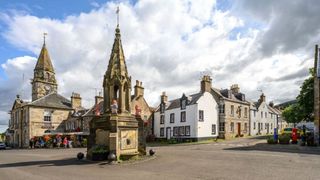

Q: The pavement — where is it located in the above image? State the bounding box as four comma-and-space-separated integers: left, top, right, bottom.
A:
0, 137, 320, 180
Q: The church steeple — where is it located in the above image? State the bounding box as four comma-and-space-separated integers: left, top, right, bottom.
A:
103, 25, 131, 114
31, 34, 57, 101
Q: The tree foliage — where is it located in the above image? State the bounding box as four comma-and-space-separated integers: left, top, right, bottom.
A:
283, 68, 314, 124
282, 104, 303, 126
296, 68, 314, 122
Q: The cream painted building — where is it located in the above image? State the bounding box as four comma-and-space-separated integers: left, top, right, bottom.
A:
212, 84, 250, 139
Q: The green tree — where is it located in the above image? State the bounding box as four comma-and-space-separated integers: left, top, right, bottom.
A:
296, 68, 314, 122
282, 104, 303, 127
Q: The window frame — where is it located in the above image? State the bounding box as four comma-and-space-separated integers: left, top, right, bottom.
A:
160, 127, 164, 137
185, 126, 190, 136
43, 110, 52, 122
212, 124, 216, 135
231, 105, 234, 116
160, 114, 165, 124
219, 122, 225, 132
230, 122, 234, 132
170, 113, 175, 123
173, 127, 179, 136
199, 110, 204, 121
180, 111, 186, 122
179, 126, 185, 136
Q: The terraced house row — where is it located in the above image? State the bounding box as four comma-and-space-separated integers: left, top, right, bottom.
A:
153, 76, 287, 140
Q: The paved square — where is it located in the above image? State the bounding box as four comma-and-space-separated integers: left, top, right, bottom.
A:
0, 137, 319, 180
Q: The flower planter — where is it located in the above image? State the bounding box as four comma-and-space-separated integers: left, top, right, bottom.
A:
278, 135, 290, 145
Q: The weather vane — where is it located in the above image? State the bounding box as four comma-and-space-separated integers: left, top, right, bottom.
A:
116, 6, 120, 27
43, 32, 48, 45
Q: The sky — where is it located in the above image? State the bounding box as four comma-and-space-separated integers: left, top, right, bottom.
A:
0, 0, 318, 133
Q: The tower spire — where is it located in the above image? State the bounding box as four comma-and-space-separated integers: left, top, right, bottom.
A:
31, 34, 57, 101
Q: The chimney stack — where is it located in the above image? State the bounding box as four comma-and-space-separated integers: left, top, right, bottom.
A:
230, 84, 240, 94
269, 101, 274, 107
201, 75, 212, 93
95, 91, 103, 105
161, 92, 168, 103
71, 92, 82, 109
259, 93, 266, 103
134, 80, 144, 97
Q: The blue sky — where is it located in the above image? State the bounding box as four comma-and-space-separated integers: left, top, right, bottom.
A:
0, 0, 111, 79
0, 0, 317, 133
0, 0, 232, 80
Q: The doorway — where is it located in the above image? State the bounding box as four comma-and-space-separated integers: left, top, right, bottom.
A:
237, 123, 241, 136
166, 127, 171, 140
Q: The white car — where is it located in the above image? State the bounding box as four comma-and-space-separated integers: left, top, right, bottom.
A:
0, 142, 6, 150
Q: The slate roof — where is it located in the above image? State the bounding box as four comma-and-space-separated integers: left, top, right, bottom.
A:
83, 101, 104, 117
28, 93, 72, 109
211, 88, 249, 104
158, 92, 203, 111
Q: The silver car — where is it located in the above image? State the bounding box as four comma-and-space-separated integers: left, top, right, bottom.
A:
0, 142, 6, 150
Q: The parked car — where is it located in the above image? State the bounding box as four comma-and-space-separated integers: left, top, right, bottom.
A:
0, 142, 6, 150
281, 128, 293, 136
281, 128, 302, 138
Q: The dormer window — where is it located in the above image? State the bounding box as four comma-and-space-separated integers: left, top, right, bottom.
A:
242, 94, 245, 101
160, 103, 165, 113
181, 99, 186, 109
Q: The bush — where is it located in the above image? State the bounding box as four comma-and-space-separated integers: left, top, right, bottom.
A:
92, 145, 108, 154
81, 138, 87, 147
168, 139, 177, 144
267, 137, 277, 144
278, 135, 290, 144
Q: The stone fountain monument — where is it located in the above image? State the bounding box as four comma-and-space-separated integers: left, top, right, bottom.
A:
87, 22, 145, 161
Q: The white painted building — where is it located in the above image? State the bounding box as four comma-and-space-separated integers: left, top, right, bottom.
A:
249, 93, 278, 136
153, 76, 219, 141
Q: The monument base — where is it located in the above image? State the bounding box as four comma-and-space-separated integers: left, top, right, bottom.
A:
87, 113, 146, 161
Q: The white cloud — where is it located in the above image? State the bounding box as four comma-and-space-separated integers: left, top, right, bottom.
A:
0, 0, 315, 130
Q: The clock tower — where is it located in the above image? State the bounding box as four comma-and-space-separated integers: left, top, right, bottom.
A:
31, 35, 57, 101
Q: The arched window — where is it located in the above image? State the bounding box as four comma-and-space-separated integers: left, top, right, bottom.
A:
114, 85, 119, 100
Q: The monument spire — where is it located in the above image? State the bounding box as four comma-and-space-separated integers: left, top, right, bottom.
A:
116, 6, 120, 27
103, 8, 131, 114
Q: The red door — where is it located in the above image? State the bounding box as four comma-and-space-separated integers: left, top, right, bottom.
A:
237, 123, 241, 136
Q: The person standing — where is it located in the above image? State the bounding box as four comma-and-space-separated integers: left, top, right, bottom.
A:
56, 136, 60, 148
63, 137, 68, 148
29, 138, 34, 149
